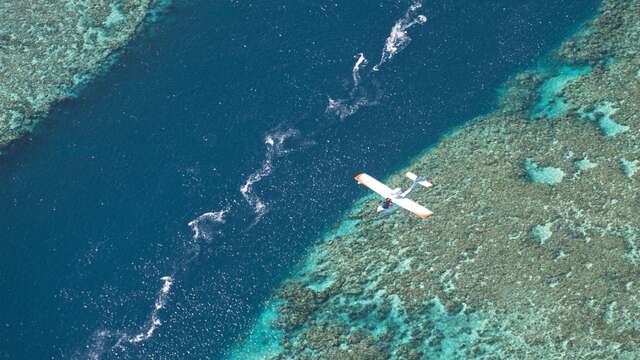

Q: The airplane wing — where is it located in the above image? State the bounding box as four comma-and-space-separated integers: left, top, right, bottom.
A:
392, 197, 433, 219
355, 173, 433, 218
354, 173, 394, 198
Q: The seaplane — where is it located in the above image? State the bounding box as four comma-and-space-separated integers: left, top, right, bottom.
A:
355, 171, 433, 218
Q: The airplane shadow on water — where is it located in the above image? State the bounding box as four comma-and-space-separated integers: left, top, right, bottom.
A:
0, 0, 600, 358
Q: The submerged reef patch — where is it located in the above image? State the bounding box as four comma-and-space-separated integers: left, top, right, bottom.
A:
529, 65, 592, 120
581, 102, 630, 136
232, 0, 640, 359
530, 223, 553, 246
621, 158, 638, 178
522, 159, 565, 185
574, 157, 598, 172
0, 0, 168, 150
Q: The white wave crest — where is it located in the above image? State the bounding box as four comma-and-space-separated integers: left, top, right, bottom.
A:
327, 2, 427, 119
326, 96, 374, 120
77, 276, 176, 359
352, 52, 368, 87
77, 205, 229, 359
326, 53, 379, 120
188, 209, 227, 240
373, 0, 427, 71
129, 276, 174, 344
77, 210, 228, 358
77, 330, 125, 360
240, 129, 298, 221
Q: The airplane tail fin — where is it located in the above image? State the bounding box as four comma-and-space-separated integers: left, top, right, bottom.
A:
405, 171, 433, 189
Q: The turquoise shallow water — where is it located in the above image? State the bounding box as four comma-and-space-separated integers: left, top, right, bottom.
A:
530, 65, 593, 119
0, 0, 599, 358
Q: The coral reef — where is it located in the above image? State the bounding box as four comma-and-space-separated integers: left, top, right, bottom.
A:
233, 0, 640, 358
0, 0, 168, 149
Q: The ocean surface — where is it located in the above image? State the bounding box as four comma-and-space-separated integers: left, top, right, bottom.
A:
0, 0, 599, 358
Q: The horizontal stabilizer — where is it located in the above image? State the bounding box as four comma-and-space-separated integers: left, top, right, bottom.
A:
405, 171, 433, 189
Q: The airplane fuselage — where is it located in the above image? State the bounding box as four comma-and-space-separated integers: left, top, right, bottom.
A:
376, 203, 398, 215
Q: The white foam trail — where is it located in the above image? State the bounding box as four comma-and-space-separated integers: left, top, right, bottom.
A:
188, 209, 228, 241
129, 276, 174, 344
327, 0, 428, 119
80, 330, 125, 360
77, 277, 175, 359
240, 129, 298, 221
352, 52, 368, 87
327, 53, 378, 120
373, 0, 427, 71
326, 96, 373, 120
78, 210, 228, 358
77, 207, 229, 359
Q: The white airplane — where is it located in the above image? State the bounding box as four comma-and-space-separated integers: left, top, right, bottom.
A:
355, 171, 433, 218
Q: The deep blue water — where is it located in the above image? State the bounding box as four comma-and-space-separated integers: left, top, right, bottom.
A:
0, 0, 598, 358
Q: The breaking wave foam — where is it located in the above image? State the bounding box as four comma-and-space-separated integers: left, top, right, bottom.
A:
352, 52, 367, 87
327, 2, 427, 120
373, 1, 427, 71
326, 53, 380, 120
81, 330, 124, 360
77, 209, 228, 359
326, 95, 376, 120
77, 276, 175, 359
240, 129, 298, 222
188, 209, 228, 241
129, 275, 174, 344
